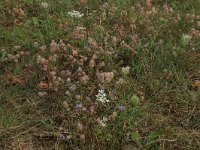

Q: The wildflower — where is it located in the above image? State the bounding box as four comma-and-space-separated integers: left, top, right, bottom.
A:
50, 40, 58, 52
97, 73, 104, 82
66, 78, 71, 83
69, 84, 77, 92
60, 134, 66, 140
79, 134, 85, 142
24, 51, 29, 55
79, 75, 90, 85
83, 56, 88, 61
197, 21, 200, 27
59, 39, 65, 48
88, 37, 98, 48
105, 72, 114, 82
77, 123, 83, 131
2, 58, 8, 62
41, 2, 49, 9
96, 89, 110, 103
82, 107, 87, 111
90, 106, 95, 114
40, 58, 48, 65
33, 42, 39, 48
109, 111, 117, 120
72, 58, 77, 64
50, 71, 56, 77
7, 54, 14, 60
122, 66, 130, 76
75, 95, 81, 100
65, 91, 71, 96
97, 72, 114, 83
60, 70, 66, 76
172, 51, 177, 58
86, 97, 91, 101
112, 36, 117, 45
13, 59, 18, 63
14, 54, 20, 59
39, 45, 46, 51
89, 59, 95, 68
78, 58, 84, 65
91, 54, 98, 60
66, 70, 72, 77
190, 28, 200, 37
99, 117, 108, 127
80, 0, 87, 5
67, 135, 72, 140
63, 101, 69, 109
98, 61, 105, 68
163, 4, 170, 14
103, 2, 109, 9
14, 45, 21, 50
112, 112, 117, 117
19, 51, 25, 56
181, 34, 192, 46
38, 91, 47, 97
146, 0, 151, 10
13, 8, 24, 17
76, 26, 86, 30
118, 105, 124, 110
75, 104, 83, 109
68, 10, 83, 18
116, 78, 125, 85
152, 7, 157, 14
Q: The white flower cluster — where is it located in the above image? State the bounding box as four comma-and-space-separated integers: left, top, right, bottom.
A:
41, 2, 49, 9
96, 90, 110, 103
68, 10, 84, 18
99, 117, 108, 127
181, 34, 192, 46
121, 66, 130, 76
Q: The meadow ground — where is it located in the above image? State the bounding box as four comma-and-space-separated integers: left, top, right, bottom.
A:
0, 0, 200, 149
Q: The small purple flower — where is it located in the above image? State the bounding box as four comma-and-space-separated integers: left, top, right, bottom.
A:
75, 104, 83, 109
118, 105, 124, 110
60, 134, 66, 140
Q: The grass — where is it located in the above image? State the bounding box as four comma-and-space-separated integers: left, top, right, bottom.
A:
0, 0, 200, 149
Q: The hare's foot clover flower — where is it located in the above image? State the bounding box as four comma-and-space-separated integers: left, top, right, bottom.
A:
97, 72, 114, 83
116, 78, 125, 85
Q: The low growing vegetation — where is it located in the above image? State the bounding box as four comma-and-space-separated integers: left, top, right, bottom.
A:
0, 0, 200, 149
